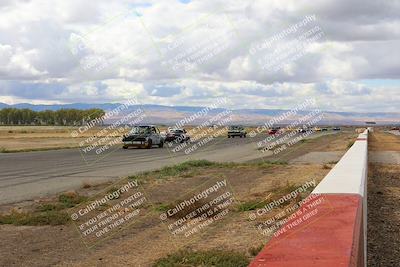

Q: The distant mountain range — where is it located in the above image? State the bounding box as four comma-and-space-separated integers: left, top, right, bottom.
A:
0, 102, 399, 125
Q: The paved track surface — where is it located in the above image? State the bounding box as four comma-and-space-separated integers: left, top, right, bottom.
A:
0, 132, 334, 204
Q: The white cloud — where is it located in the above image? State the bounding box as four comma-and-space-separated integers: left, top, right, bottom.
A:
0, 0, 399, 112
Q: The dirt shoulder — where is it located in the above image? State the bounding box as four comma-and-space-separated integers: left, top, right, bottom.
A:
369, 131, 400, 151
367, 131, 400, 267
368, 164, 400, 267
260, 131, 357, 163
0, 161, 330, 267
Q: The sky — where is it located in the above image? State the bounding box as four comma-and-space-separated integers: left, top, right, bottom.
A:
0, 0, 399, 112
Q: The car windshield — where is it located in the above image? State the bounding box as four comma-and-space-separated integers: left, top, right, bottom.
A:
229, 126, 241, 130
130, 126, 151, 135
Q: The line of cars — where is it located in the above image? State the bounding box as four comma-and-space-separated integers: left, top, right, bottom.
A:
122, 125, 246, 149
267, 126, 341, 135
121, 125, 342, 149
122, 125, 190, 149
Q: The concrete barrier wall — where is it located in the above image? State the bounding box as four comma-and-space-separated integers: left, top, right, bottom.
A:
250, 129, 369, 267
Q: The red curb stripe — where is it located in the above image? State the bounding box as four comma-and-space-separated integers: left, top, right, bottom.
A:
249, 194, 364, 267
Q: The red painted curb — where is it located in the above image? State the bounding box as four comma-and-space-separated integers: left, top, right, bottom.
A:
249, 194, 364, 267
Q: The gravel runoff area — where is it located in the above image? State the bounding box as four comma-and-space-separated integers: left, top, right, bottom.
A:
367, 131, 400, 267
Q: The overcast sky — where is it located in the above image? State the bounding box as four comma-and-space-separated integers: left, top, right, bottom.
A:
0, 0, 399, 112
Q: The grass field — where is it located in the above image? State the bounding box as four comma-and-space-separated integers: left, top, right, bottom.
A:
0, 125, 231, 152
0, 159, 332, 266
0, 125, 360, 153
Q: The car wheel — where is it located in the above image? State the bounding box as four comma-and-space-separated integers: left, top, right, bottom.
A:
123, 145, 128, 149
146, 139, 152, 149
158, 140, 164, 148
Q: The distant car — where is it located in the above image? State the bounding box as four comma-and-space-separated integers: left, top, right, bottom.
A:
268, 126, 281, 135
268, 129, 277, 135
122, 125, 164, 149
314, 127, 322, 132
391, 127, 400, 131
228, 126, 247, 138
297, 127, 308, 133
333, 127, 341, 131
165, 128, 190, 143
321, 128, 328, 131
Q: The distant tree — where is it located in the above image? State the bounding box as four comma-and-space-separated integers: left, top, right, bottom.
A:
0, 108, 105, 126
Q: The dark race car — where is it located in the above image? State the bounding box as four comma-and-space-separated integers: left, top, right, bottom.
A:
165, 129, 190, 143
227, 126, 247, 138
268, 127, 281, 135
122, 125, 164, 149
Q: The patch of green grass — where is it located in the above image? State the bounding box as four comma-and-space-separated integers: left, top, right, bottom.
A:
275, 181, 300, 195
0, 192, 89, 226
153, 249, 249, 267
151, 160, 222, 179
322, 164, 332, 169
248, 244, 265, 256
0, 210, 70, 226
58, 193, 87, 208
153, 204, 172, 212
347, 140, 355, 148
128, 160, 287, 181
237, 200, 267, 211
0, 146, 80, 153
253, 160, 288, 166
237, 181, 315, 212
37, 203, 62, 212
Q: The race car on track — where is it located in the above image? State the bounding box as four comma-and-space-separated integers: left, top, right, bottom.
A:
165, 128, 190, 143
122, 125, 164, 149
268, 127, 281, 135
227, 126, 247, 138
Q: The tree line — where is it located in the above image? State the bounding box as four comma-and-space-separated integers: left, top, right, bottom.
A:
0, 108, 105, 126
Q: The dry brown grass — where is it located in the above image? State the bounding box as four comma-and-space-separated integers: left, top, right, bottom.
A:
0, 126, 126, 152
0, 125, 238, 152
323, 132, 358, 151
369, 132, 400, 151
0, 161, 329, 267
